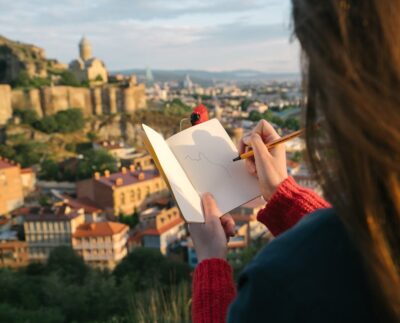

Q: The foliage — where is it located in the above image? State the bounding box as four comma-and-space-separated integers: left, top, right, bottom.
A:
40, 149, 117, 181
131, 282, 191, 323
120, 212, 139, 229
163, 99, 192, 116
0, 246, 192, 323
86, 131, 98, 142
113, 248, 191, 291
248, 110, 300, 130
33, 108, 85, 134
11, 71, 51, 89
0, 142, 46, 167
76, 149, 117, 180
13, 108, 39, 125
59, 70, 80, 87
46, 246, 88, 283
240, 99, 254, 112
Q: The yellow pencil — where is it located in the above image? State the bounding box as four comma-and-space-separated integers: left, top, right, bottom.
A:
232, 129, 304, 162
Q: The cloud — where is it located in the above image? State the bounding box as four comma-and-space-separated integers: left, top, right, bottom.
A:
0, 0, 299, 72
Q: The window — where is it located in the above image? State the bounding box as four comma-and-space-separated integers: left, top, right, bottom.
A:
137, 188, 142, 200
130, 190, 135, 202
121, 192, 126, 205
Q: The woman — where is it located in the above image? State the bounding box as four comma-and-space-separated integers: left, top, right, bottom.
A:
189, 0, 400, 322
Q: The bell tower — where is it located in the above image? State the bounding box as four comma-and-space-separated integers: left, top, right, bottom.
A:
79, 36, 92, 61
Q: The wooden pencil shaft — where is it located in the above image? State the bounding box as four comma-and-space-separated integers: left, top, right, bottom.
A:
235, 129, 304, 161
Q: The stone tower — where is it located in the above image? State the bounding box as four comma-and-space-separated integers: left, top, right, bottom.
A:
79, 36, 92, 61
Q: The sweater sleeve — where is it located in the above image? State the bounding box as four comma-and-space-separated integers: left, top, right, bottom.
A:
257, 176, 331, 236
192, 258, 236, 323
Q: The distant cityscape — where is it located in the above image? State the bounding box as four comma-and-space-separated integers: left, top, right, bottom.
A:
0, 34, 317, 272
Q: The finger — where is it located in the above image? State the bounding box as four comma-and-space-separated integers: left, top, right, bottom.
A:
253, 120, 285, 159
221, 214, 235, 237
250, 132, 273, 161
245, 159, 257, 176
201, 193, 222, 219
239, 134, 252, 154
253, 119, 280, 142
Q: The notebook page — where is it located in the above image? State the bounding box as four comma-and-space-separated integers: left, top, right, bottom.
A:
166, 119, 260, 216
142, 124, 204, 223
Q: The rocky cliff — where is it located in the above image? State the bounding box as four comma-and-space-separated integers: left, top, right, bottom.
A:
0, 35, 64, 83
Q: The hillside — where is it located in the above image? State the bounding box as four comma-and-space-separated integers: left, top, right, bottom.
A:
0, 35, 65, 83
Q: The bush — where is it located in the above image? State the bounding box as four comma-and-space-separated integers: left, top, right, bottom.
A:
114, 248, 191, 290
163, 99, 192, 116
13, 109, 39, 125
59, 70, 80, 87
33, 109, 85, 134
12, 71, 51, 89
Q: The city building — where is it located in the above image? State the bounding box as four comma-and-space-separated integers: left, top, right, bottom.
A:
76, 167, 168, 216
0, 240, 28, 269
20, 167, 36, 197
69, 36, 108, 84
72, 222, 129, 270
129, 207, 186, 255
23, 206, 85, 262
0, 158, 24, 215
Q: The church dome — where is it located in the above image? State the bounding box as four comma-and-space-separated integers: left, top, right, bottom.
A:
79, 36, 90, 47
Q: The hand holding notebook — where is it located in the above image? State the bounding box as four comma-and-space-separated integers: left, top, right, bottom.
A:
141, 119, 260, 223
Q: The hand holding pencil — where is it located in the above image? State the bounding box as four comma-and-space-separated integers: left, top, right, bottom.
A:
238, 119, 295, 201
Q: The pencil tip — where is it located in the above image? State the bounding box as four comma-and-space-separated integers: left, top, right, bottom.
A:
232, 156, 241, 162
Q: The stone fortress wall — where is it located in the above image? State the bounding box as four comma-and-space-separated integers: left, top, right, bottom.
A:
0, 83, 146, 124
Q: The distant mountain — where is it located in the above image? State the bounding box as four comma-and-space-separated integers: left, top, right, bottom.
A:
111, 68, 300, 85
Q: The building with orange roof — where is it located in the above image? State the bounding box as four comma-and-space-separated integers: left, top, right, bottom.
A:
0, 157, 24, 215
23, 206, 85, 262
76, 167, 168, 215
128, 207, 186, 255
72, 221, 129, 270
0, 240, 28, 269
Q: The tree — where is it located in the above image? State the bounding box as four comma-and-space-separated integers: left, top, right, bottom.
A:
39, 159, 60, 180
46, 246, 88, 283
284, 117, 300, 131
241, 99, 253, 112
59, 70, 80, 87
34, 116, 58, 133
76, 149, 117, 180
249, 110, 262, 122
113, 248, 190, 290
0, 145, 16, 160
13, 109, 39, 125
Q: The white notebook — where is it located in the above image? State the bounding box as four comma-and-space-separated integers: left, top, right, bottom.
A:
141, 119, 260, 223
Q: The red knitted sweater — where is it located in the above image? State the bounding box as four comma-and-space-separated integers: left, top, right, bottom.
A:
191, 176, 331, 323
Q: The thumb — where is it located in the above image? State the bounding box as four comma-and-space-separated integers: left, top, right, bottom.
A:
202, 193, 222, 220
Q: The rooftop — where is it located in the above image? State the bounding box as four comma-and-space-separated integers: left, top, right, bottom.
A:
23, 206, 84, 222
97, 169, 160, 188
73, 222, 128, 238
0, 158, 18, 170
135, 216, 184, 237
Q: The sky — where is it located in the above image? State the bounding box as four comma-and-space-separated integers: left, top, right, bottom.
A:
0, 0, 300, 73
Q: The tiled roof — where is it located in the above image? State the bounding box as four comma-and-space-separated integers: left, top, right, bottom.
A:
73, 222, 128, 238
0, 159, 17, 170
20, 168, 34, 174
23, 206, 83, 222
140, 217, 185, 236
97, 169, 160, 188
61, 195, 103, 213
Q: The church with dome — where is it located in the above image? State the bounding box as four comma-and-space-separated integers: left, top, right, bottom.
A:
69, 37, 108, 84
